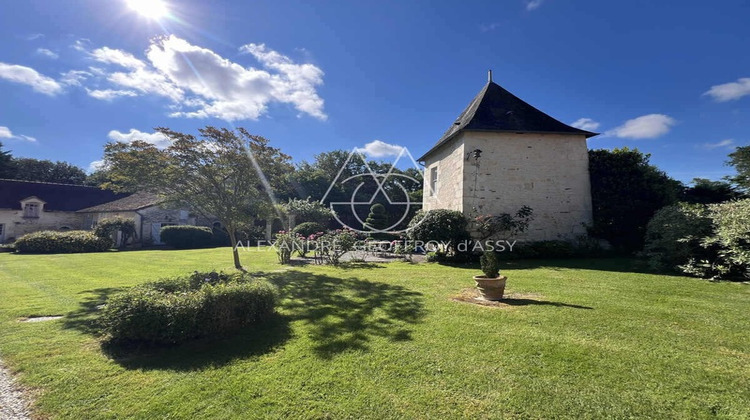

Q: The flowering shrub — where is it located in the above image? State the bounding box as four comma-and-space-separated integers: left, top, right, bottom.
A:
314, 229, 359, 265
274, 231, 302, 264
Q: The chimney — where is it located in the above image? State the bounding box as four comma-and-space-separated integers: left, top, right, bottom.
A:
488, 69, 493, 83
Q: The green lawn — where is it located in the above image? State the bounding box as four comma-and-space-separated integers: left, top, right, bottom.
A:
0, 248, 748, 419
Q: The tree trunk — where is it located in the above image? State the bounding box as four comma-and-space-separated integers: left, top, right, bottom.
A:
227, 228, 244, 271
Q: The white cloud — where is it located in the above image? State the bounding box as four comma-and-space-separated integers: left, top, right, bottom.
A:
605, 114, 675, 139
71, 39, 90, 52
355, 140, 406, 158
90, 47, 145, 70
108, 128, 171, 148
6, 36, 327, 122
0, 62, 63, 95
703, 139, 735, 150
525, 0, 543, 10
571, 118, 600, 131
0, 126, 36, 142
87, 160, 105, 173
86, 88, 138, 101
36, 48, 58, 59
26, 33, 44, 41
703, 78, 750, 102
239, 42, 326, 120
67, 36, 326, 121
60, 70, 93, 86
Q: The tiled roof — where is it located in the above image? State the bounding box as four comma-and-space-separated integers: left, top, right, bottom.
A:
76, 192, 160, 213
0, 179, 128, 211
418, 79, 597, 161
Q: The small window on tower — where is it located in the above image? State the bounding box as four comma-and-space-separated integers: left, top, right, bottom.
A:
430, 167, 438, 196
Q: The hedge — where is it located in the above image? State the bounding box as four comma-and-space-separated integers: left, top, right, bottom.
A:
101, 271, 278, 344
14, 230, 112, 254
160, 225, 213, 249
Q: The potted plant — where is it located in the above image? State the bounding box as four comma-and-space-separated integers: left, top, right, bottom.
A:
474, 250, 507, 300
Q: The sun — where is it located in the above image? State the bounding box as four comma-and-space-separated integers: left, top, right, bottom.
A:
125, 0, 168, 19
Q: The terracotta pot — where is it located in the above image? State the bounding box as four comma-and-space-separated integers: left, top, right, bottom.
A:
473, 275, 507, 301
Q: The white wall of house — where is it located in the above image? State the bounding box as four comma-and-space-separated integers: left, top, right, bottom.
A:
421, 131, 592, 241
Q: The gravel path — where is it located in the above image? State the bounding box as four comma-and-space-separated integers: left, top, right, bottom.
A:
0, 360, 31, 420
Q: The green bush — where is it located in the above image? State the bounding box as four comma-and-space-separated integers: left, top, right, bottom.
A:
160, 225, 213, 249
14, 230, 112, 254
407, 209, 470, 253
101, 271, 277, 344
283, 198, 334, 225
681, 199, 750, 280
292, 222, 325, 239
642, 203, 713, 272
94, 217, 136, 247
480, 250, 500, 277
315, 229, 358, 265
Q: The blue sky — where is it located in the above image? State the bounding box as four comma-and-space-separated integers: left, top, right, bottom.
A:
0, 0, 748, 183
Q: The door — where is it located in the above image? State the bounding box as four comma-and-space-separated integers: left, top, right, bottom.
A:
0, 223, 5, 243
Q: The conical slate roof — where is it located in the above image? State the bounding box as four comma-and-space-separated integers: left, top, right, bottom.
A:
418, 77, 597, 161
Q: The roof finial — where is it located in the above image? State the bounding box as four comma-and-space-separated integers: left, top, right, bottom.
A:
488, 69, 493, 83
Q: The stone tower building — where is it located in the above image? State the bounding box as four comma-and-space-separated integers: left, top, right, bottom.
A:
418, 72, 598, 241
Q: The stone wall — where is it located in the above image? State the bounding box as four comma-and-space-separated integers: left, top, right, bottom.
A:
422, 137, 464, 212
462, 131, 592, 241
0, 209, 85, 243
420, 131, 592, 242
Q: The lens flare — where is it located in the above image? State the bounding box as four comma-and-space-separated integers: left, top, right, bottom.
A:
125, 0, 168, 19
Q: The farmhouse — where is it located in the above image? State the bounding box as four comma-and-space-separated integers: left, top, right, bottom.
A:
419, 72, 598, 241
0, 179, 214, 245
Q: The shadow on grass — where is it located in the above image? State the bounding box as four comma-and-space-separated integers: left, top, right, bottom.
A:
500, 257, 656, 275
62, 287, 127, 335
262, 270, 425, 359
62, 269, 426, 369
101, 314, 292, 371
430, 257, 657, 276
500, 298, 593, 310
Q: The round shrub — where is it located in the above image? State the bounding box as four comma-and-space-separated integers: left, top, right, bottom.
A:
407, 209, 470, 251
292, 222, 325, 238
14, 230, 112, 254
101, 271, 278, 344
160, 225, 213, 249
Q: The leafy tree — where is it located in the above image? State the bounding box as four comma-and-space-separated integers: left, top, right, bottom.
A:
11, 158, 87, 184
726, 145, 750, 193
84, 168, 114, 187
642, 203, 714, 272
0, 142, 14, 179
684, 178, 742, 204
588, 147, 683, 252
290, 150, 423, 230
282, 197, 334, 225
103, 126, 293, 270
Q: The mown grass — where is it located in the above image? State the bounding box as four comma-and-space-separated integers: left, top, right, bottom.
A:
0, 248, 748, 419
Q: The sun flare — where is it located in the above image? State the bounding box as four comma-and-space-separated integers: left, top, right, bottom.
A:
125, 0, 168, 19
